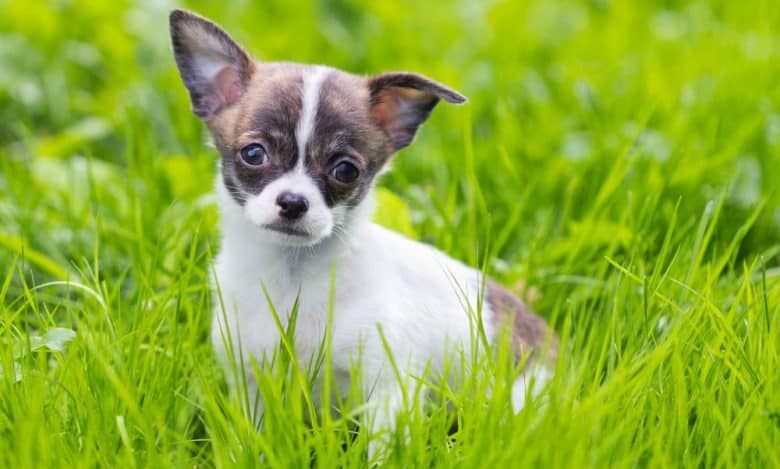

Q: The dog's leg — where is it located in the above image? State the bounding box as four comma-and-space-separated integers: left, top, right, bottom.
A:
365, 381, 404, 462
511, 365, 553, 412
364, 371, 426, 463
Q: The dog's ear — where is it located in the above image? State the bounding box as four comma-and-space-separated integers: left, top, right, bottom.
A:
367, 72, 466, 151
169, 9, 255, 119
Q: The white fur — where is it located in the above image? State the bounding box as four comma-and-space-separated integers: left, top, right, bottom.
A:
213, 178, 494, 430
212, 177, 552, 456
192, 54, 228, 81
295, 66, 331, 173
243, 171, 337, 245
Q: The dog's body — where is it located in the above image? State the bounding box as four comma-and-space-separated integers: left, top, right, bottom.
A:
169, 8, 557, 451
215, 184, 488, 415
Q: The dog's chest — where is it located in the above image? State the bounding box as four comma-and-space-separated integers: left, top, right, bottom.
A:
212, 247, 337, 362
211, 222, 495, 380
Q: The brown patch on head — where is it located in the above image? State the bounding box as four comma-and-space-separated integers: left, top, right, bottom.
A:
208, 63, 305, 205
486, 279, 558, 368
204, 64, 396, 209
301, 70, 395, 207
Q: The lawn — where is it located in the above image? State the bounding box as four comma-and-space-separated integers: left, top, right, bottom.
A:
1, 0, 779, 467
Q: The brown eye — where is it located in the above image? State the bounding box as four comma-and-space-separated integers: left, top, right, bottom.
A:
240, 143, 269, 166
331, 161, 359, 184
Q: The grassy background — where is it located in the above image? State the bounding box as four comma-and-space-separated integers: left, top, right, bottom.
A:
1, 0, 779, 466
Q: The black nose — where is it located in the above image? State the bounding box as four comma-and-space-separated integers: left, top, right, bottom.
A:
276, 191, 309, 220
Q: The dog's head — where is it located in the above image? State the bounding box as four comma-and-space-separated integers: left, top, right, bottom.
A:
169, 9, 466, 247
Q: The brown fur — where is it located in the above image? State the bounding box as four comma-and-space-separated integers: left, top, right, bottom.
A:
305, 71, 394, 206
212, 64, 306, 204
212, 65, 395, 208
486, 279, 558, 368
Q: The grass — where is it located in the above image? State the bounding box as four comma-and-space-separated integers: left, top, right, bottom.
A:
1, 0, 779, 466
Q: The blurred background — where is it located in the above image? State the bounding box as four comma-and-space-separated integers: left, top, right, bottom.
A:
0, 0, 778, 309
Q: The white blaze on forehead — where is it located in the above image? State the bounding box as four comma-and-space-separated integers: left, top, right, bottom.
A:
295, 65, 331, 172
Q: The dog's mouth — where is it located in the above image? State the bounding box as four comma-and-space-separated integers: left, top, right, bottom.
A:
262, 223, 310, 237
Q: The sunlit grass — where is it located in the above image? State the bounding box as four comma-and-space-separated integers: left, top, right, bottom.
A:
1, 0, 779, 467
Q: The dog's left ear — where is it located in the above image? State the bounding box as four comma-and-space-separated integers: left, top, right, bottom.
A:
169, 9, 255, 119
368, 72, 467, 151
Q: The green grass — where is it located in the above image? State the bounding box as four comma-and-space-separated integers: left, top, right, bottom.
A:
1, 0, 779, 466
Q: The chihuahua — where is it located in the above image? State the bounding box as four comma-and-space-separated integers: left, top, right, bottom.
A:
169, 8, 557, 453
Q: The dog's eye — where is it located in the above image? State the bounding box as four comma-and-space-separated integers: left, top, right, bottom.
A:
331, 161, 359, 184
240, 143, 269, 166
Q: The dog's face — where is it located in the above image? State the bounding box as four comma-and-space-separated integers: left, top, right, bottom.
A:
169, 9, 465, 247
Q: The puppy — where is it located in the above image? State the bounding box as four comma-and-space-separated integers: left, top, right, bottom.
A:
169, 8, 557, 453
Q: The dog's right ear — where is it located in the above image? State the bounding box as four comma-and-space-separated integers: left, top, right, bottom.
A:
169, 9, 255, 120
